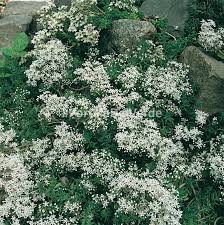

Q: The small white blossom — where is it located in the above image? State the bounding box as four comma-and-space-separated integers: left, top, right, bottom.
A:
195, 110, 209, 127
143, 62, 191, 102
74, 60, 112, 94
0, 154, 34, 221
198, 19, 224, 52
26, 40, 71, 87
117, 66, 141, 91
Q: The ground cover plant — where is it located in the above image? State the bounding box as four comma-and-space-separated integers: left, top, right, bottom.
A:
0, 0, 224, 225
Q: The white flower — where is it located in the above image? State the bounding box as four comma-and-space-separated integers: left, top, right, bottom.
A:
174, 124, 204, 149
53, 122, 83, 152
195, 110, 209, 127
107, 173, 182, 225
38, 92, 74, 120
85, 101, 110, 131
198, 19, 224, 52
74, 60, 112, 94
0, 123, 17, 148
26, 39, 71, 87
34, 0, 99, 47
117, 66, 141, 91
208, 151, 224, 183
143, 62, 191, 102
109, 0, 138, 13
0, 154, 34, 220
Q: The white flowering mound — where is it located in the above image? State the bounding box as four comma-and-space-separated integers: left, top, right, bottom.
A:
1, 1, 224, 225
26, 39, 71, 87
198, 19, 224, 53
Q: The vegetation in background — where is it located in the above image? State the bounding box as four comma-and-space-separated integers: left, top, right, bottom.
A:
154, 0, 224, 60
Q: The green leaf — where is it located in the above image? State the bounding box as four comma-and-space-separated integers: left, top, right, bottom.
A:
217, 50, 224, 60
0, 72, 13, 78
15, 51, 27, 58
0, 60, 5, 68
12, 32, 29, 52
0, 48, 14, 58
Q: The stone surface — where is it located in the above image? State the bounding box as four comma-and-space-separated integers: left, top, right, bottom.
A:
9, 0, 70, 7
0, 15, 32, 48
0, 0, 47, 56
140, 0, 189, 31
110, 19, 156, 53
10, 0, 46, 1
3, 1, 47, 16
55, 0, 71, 7
180, 46, 224, 114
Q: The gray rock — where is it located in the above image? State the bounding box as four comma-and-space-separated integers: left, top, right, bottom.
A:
0, 15, 32, 49
55, 0, 71, 7
180, 46, 224, 114
110, 19, 156, 53
140, 0, 189, 32
3, 1, 47, 16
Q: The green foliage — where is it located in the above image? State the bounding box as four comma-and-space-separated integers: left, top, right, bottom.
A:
153, 19, 193, 60
1, 32, 29, 58
0, 33, 48, 141
11, 32, 29, 53
184, 0, 224, 45
89, 0, 142, 30
188, 0, 224, 27
0, 32, 29, 78
217, 50, 224, 60
181, 180, 221, 225
134, 0, 145, 7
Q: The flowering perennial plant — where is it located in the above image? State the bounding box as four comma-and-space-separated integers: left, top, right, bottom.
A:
198, 19, 224, 59
32, 0, 99, 47
0, 0, 224, 225
109, 0, 138, 13
26, 39, 71, 87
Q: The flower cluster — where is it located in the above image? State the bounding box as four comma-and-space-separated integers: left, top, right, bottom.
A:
0, 124, 34, 224
195, 110, 209, 127
0, 153, 34, 222
74, 60, 112, 94
198, 19, 224, 52
38, 92, 76, 120
208, 136, 224, 183
26, 39, 71, 87
117, 66, 141, 91
109, 0, 138, 13
108, 174, 182, 224
70, 150, 182, 224
143, 62, 191, 102
33, 0, 99, 47
0, 123, 17, 148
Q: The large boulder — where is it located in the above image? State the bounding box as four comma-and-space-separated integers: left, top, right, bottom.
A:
3, 0, 47, 17
180, 46, 224, 114
0, 15, 32, 58
109, 19, 156, 53
0, 14, 32, 34
0, 1, 47, 58
55, 0, 71, 7
140, 0, 189, 32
